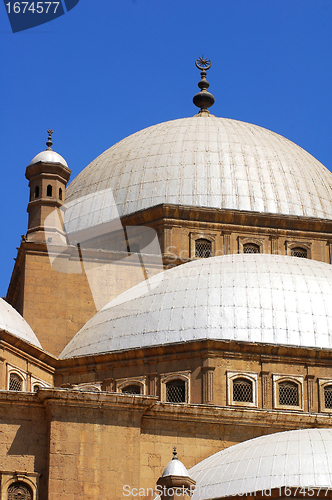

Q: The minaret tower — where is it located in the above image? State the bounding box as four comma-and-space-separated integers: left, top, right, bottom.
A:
25, 130, 71, 241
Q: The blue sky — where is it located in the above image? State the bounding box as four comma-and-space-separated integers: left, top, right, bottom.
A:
1, 0, 332, 296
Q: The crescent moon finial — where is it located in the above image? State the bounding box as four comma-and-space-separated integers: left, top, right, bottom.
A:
195, 55, 212, 71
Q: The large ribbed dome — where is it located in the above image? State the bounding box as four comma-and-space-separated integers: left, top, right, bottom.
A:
0, 299, 41, 348
59, 254, 332, 359
64, 116, 332, 234
189, 428, 332, 499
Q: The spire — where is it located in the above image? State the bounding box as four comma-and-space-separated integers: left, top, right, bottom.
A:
193, 56, 215, 115
46, 129, 53, 150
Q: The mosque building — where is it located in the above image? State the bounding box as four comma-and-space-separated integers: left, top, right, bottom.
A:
2, 57, 332, 499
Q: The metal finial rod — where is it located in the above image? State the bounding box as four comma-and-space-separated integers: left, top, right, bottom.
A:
193, 56, 215, 114
172, 447, 178, 460
46, 129, 53, 150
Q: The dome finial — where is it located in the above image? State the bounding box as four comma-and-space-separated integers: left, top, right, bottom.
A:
46, 129, 53, 150
193, 56, 215, 115
172, 447, 178, 460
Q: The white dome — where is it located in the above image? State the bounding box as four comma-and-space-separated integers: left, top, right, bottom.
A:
64, 116, 332, 235
59, 254, 332, 359
0, 299, 41, 348
162, 456, 190, 478
29, 149, 68, 168
189, 428, 332, 499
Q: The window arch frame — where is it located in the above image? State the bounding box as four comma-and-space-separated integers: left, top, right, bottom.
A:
227, 371, 258, 408
1, 472, 39, 500
116, 377, 146, 396
273, 374, 303, 410
286, 241, 311, 259
189, 232, 216, 259
160, 372, 190, 404
7, 367, 26, 392
238, 236, 264, 254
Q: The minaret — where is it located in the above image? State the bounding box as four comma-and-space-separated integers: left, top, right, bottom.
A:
156, 448, 196, 500
25, 130, 71, 241
193, 55, 215, 115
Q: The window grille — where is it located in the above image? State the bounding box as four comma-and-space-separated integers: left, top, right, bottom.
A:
166, 379, 186, 403
122, 384, 141, 395
195, 239, 212, 258
243, 243, 260, 254
324, 385, 332, 409
291, 247, 307, 258
9, 373, 23, 391
8, 482, 32, 500
278, 381, 299, 406
233, 378, 253, 403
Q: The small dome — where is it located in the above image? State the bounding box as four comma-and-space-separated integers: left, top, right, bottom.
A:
64, 116, 332, 236
189, 428, 332, 499
29, 149, 68, 168
162, 453, 190, 478
0, 299, 41, 348
59, 254, 332, 359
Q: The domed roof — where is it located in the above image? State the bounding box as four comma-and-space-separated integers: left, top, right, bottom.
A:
162, 451, 190, 478
29, 149, 68, 168
59, 254, 332, 359
64, 116, 332, 235
189, 428, 332, 499
0, 299, 42, 348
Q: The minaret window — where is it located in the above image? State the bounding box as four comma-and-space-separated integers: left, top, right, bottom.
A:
291, 247, 307, 258
278, 380, 299, 406
195, 239, 212, 258
9, 373, 23, 391
166, 379, 186, 403
59, 187, 63, 200
34, 186, 39, 198
233, 377, 253, 403
243, 243, 260, 254
324, 385, 332, 409
47, 184, 53, 197
121, 384, 141, 395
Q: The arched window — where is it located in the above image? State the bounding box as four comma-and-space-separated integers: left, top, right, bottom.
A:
166, 379, 186, 403
233, 377, 253, 403
9, 373, 23, 391
33, 384, 40, 393
46, 184, 52, 197
59, 187, 63, 200
7, 481, 32, 500
324, 385, 332, 409
291, 247, 307, 258
34, 185, 39, 198
122, 384, 141, 395
278, 380, 299, 406
195, 239, 212, 258
243, 243, 260, 254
